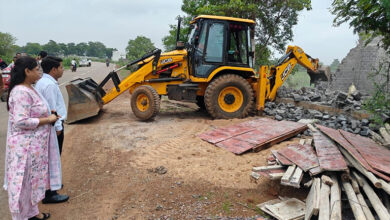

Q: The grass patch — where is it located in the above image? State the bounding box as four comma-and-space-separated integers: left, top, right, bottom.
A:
285, 71, 311, 89
221, 201, 232, 214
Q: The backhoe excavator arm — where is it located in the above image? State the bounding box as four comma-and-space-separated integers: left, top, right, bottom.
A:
256, 45, 320, 111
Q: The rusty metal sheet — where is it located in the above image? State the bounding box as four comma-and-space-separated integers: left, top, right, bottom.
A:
198, 124, 254, 144
215, 119, 307, 154
198, 117, 276, 144
272, 150, 293, 166
317, 125, 390, 181
215, 138, 256, 154
313, 131, 348, 171
340, 130, 390, 176
278, 144, 319, 172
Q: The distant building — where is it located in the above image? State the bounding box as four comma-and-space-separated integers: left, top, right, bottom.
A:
111, 50, 126, 61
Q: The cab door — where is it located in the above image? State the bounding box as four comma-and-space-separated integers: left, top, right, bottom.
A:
193, 21, 226, 78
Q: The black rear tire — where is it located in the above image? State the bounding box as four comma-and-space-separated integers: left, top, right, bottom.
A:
204, 74, 254, 119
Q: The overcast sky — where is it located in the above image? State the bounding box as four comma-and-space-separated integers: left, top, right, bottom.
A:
0, 0, 357, 65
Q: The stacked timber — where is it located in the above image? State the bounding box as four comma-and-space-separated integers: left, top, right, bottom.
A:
252, 123, 390, 220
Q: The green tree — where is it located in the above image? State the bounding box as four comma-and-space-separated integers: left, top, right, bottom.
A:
126, 36, 155, 61
58, 43, 68, 56
0, 32, 16, 62
330, 59, 340, 72
162, 0, 311, 65
23, 42, 42, 56
42, 40, 61, 56
332, 0, 390, 52
66, 42, 77, 56
75, 42, 88, 56
87, 41, 106, 58
105, 48, 115, 59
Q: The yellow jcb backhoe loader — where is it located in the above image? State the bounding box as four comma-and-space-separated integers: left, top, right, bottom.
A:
66, 15, 328, 123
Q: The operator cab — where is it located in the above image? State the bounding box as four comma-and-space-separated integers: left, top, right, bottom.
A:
187, 15, 255, 78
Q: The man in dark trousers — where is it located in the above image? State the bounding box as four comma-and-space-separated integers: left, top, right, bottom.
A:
36, 56, 69, 203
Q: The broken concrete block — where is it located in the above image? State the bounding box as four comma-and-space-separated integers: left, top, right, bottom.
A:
351, 91, 362, 101
336, 91, 348, 101
275, 115, 283, 121
292, 94, 303, 102
361, 119, 370, 126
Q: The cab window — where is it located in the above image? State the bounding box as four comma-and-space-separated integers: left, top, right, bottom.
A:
228, 24, 248, 64
205, 23, 224, 63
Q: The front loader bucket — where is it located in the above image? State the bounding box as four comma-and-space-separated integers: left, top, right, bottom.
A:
65, 78, 103, 123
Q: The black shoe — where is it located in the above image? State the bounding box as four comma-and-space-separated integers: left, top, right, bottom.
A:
42, 194, 69, 204
29, 213, 50, 220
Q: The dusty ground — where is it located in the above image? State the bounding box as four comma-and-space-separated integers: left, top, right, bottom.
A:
38, 92, 308, 219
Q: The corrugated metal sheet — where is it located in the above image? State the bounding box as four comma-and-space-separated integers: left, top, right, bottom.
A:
278, 144, 319, 172
199, 118, 307, 154
340, 130, 390, 175
313, 131, 348, 171
317, 125, 390, 181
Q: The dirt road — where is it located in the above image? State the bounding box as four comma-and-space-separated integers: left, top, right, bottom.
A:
1, 62, 306, 219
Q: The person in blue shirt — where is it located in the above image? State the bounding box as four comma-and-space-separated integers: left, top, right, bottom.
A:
35, 56, 69, 204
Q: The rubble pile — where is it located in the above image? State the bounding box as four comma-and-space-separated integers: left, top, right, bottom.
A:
263, 86, 374, 136
276, 85, 367, 110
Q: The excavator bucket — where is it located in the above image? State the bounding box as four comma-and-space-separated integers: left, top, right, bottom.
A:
65, 78, 103, 123
307, 65, 330, 85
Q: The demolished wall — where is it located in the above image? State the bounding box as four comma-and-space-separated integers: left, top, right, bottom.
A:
330, 37, 390, 94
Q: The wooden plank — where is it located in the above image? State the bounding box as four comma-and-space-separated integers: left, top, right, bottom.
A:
319, 180, 330, 220
339, 147, 382, 188
379, 179, 390, 195
385, 123, 390, 133
305, 178, 321, 220
252, 165, 284, 172
370, 130, 386, 145
330, 175, 341, 220
313, 131, 348, 171
289, 167, 303, 188
322, 175, 334, 186
356, 193, 375, 220
352, 171, 390, 220
278, 144, 319, 172
379, 127, 390, 146
255, 168, 286, 180
258, 199, 283, 219
269, 172, 285, 180
342, 179, 366, 220
281, 165, 296, 185
264, 198, 306, 220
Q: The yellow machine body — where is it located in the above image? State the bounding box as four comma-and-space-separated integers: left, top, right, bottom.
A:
66, 15, 326, 122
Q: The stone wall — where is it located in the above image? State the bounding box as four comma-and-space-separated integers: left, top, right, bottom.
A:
330, 37, 390, 94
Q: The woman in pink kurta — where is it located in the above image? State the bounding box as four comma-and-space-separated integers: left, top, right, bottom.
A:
4, 57, 59, 220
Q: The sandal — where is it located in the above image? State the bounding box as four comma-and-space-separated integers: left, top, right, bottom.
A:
28, 213, 50, 220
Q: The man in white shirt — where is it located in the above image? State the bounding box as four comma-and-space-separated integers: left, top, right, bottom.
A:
35, 56, 69, 204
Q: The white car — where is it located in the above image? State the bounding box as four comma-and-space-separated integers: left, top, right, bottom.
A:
79, 59, 91, 67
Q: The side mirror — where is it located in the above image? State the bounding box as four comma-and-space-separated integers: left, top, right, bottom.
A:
249, 51, 254, 57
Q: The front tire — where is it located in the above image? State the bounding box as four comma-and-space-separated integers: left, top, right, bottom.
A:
204, 74, 254, 119
131, 85, 160, 121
